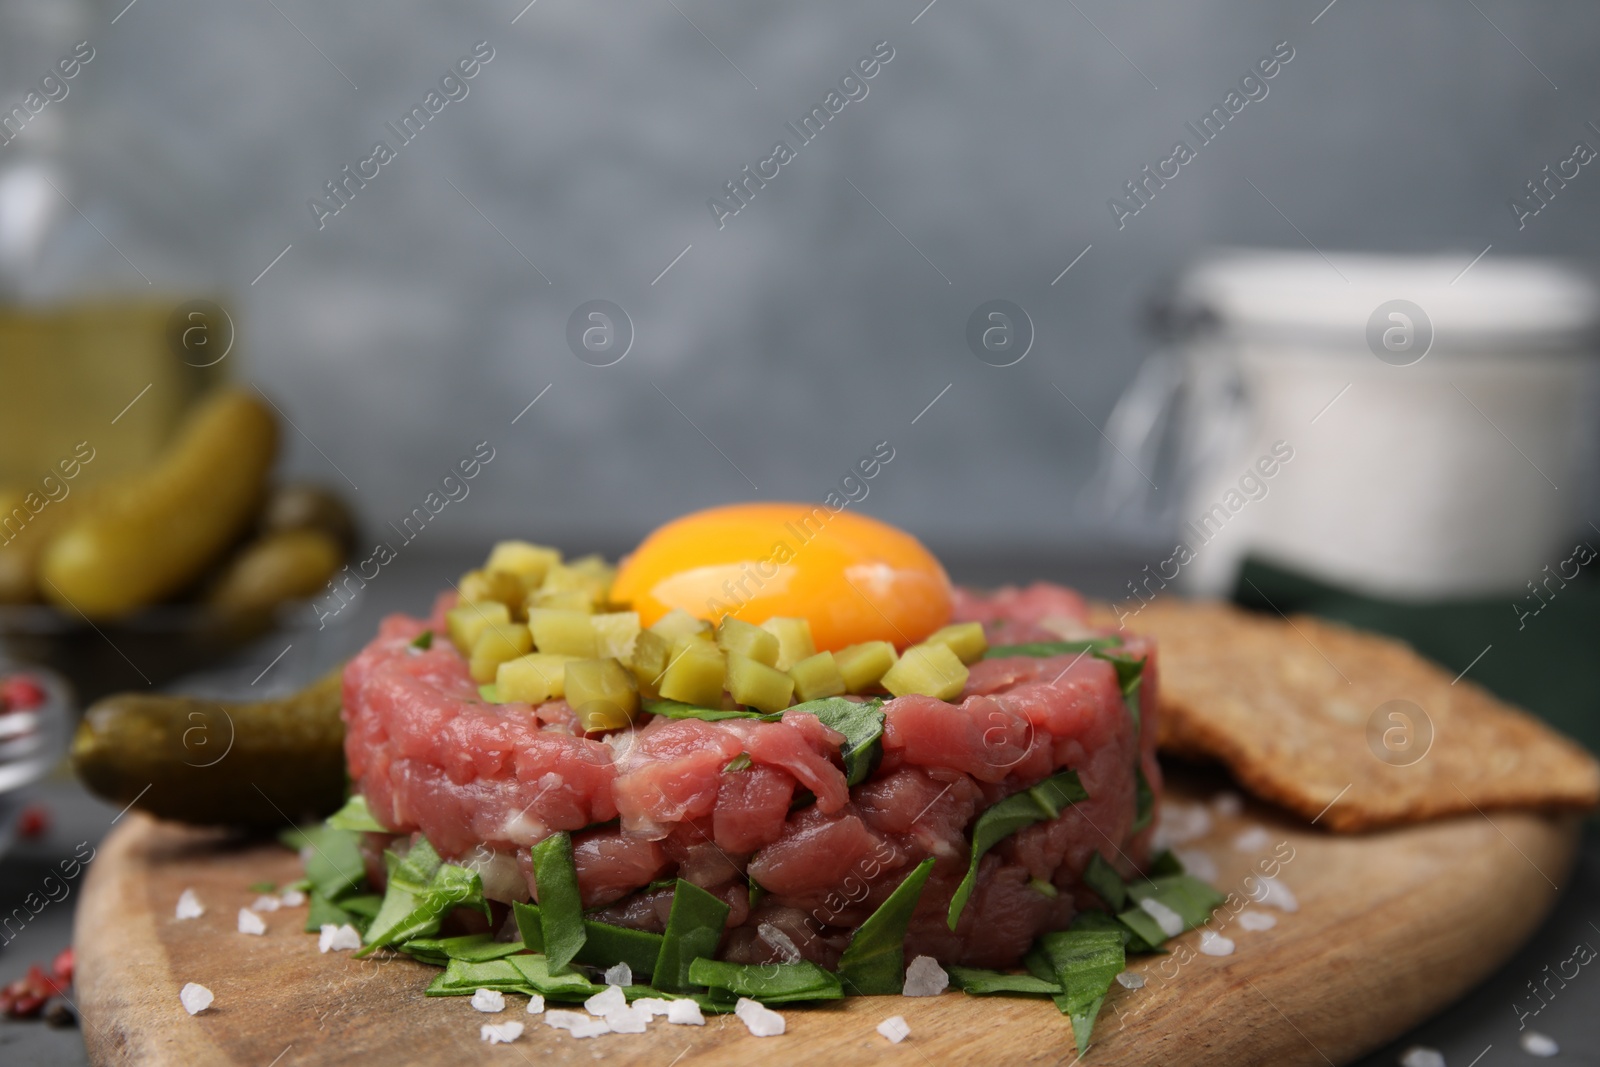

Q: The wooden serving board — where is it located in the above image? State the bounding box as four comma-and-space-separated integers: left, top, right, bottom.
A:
73, 779, 1580, 1067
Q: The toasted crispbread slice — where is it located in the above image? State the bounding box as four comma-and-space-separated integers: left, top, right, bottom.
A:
1090, 598, 1600, 832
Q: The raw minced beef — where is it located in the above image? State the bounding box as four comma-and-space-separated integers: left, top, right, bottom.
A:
341, 582, 1160, 969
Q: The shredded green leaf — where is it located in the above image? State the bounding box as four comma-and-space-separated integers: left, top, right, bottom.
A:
478, 683, 503, 703
723, 752, 752, 773
506, 953, 603, 998
1133, 767, 1156, 833
1028, 930, 1126, 1057
948, 965, 1062, 996
247, 881, 277, 895
748, 878, 766, 908
947, 769, 1089, 929
359, 840, 489, 956
1028, 877, 1059, 898
837, 858, 935, 994
326, 793, 387, 833
1092, 648, 1145, 735
530, 832, 586, 972
652, 880, 730, 993
1148, 849, 1185, 877
512, 901, 664, 976
983, 637, 1121, 659
1127, 874, 1226, 926
425, 958, 534, 997
787, 697, 885, 786
401, 933, 527, 967
686, 959, 844, 1003
1071, 909, 1162, 955
410, 629, 434, 650
284, 822, 367, 902
643, 699, 783, 722
1083, 853, 1127, 912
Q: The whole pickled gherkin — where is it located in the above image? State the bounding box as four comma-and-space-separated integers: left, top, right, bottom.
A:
71, 667, 347, 828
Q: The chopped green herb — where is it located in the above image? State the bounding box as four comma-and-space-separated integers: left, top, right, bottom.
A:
948, 769, 1089, 929
787, 697, 885, 786
748, 878, 766, 908
1147, 849, 1185, 877
339, 893, 384, 921
304, 889, 356, 933
359, 847, 489, 957
1092, 648, 1146, 735
837, 858, 935, 994
401, 933, 527, 967
948, 965, 1062, 996
1132, 767, 1156, 833
410, 629, 434, 650
1083, 853, 1127, 912
723, 752, 753, 773
686, 959, 844, 1003
652, 880, 730, 993
643, 699, 783, 722
425, 958, 534, 996
983, 637, 1121, 659
516, 901, 666, 977
1126, 874, 1226, 928
1029, 930, 1126, 1057
326, 793, 387, 833
1070, 909, 1162, 955
478, 683, 503, 703
284, 822, 367, 902
1028, 877, 1059, 898
247, 881, 277, 895
530, 832, 586, 972
506, 953, 603, 998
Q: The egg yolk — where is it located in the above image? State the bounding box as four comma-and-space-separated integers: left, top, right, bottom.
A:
610, 503, 953, 651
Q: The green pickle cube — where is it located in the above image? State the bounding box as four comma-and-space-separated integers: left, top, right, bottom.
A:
925, 621, 988, 665
565, 657, 640, 731
715, 617, 780, 666
881, 643, 968, 700
834, 641, 898, 693
788, 651, 847, 702
726, 652, 795, 714
658, 641, 726, 707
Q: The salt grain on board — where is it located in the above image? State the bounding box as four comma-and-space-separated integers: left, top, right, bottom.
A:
1138, 897, 1185, 938
526, 994, 546, 1014
1251, 875, 1299, 912
666, 999, 706, 1026
585, 984, 627, 1017
179, 983, 214, 1015
735, 997, 785, 1037
318, 923, 361, 953
279, 888, 306, 907
175, 888, 204, 920
481, 1021, 524, 1044
249, 895, 281, 913
603, 962, 633, 987
569, 1018, 611, 1039
1153, 803, 1212, 849
1198, 930, 1235, 957
633, 997, 671, 1017
1232, 826, 1271, 852
1236, 910, 1277, 932
1520, 1031, 1559, 1057
606, 1005, 650, 1034
902, 955, 949, 997
1173, 848, 1218, 882
1211, 791, 1243, 817
236, 908, 266, 936
1115, 972, 1145, 989
1398, 1047, 1446, 1067
472, 989, 506, 1013
877, 1015, 911, 1044
544, 1009, 589, 1031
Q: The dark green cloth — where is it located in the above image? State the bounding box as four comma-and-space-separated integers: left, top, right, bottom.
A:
1233, 557, 1600, 756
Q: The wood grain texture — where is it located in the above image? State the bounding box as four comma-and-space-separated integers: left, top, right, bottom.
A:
73, 780, 1580, 1067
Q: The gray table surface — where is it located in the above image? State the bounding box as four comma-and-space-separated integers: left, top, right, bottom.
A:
2, 548, 1597, 1066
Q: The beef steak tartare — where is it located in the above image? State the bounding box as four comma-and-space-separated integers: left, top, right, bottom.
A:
342, 581, 1160, 970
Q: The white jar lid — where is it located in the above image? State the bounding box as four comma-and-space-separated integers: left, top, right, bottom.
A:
1173, 248, 1600, 354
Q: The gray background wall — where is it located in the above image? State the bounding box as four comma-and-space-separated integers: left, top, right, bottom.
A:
15, 0, 1600, 558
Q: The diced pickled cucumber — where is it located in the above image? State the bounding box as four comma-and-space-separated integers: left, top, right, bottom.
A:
629, 629, 671, 687
469, 623, 534, 683
726, 652, 795, 714
834, 641, 898, 693
761, 617, 817, 671
789, 651, 847, 702
650, 608, 710, 646
564, 658, 639, 732
541, 558, 612, 607
715, 617, 780, 666
497, 653, 575, 703
529, 609, 598, 657
447, 601, 512, 655
925, 621, 988, 665
881, 643, 968, 700
528, 588, 595, 613
485, 540, 561, 583
460, 567, 529, 612
590, 612, 641, 661
658, 641, 726, 707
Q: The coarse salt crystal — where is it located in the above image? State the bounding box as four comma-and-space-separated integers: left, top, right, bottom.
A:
666, 999, 705, 1026
1233, 826, 1271, 852
237, 908, 266, 936
1154, 803, 1212, 849
1237, 910, 1277, 932
250, 895, 281, 913
1115, 972, 1145, 989
1211, 792, 1243, 817
569, 1018, 611, 1039
526, 994, 545, 1015
605, 1005, 650, 1034
584, 984, 627, 1017
1173, 848, 1218, 882
472, 989, 506, 1013
1198, 930, 1235, 957
876, 1015, 910, 1043
544, 1009, 589, 1031
603, 962, 633, 987
175, 888, 204, 920
735, 997, 785, 1037
1398, 1047, 1446, 1067
902, 955, 949, 997
480, 1021, 524, 1044
318, 923, 361, 953
757, 922, 803, 963
279, 888, 306, 907
632, 997, 671, 1017
1520, 1031, 1559, 1057
179, 982, 214, 1015
1251, 875, 1299, 913
1138, 897, 1185, 938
